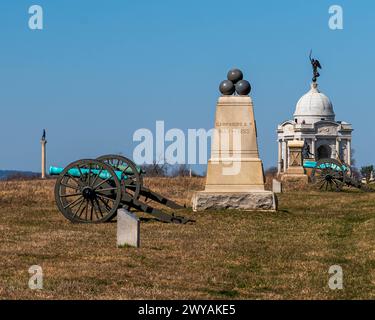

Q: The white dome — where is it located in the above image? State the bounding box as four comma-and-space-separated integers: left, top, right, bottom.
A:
293, 83, 335, 123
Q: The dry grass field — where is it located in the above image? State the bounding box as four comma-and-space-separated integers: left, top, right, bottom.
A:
0, 177, 375, 299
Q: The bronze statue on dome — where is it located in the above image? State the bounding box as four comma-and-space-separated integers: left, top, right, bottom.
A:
309, 50, 322, 83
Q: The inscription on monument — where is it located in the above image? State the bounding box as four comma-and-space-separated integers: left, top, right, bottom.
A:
216, 122, 252, 135
216, 122, 252, 127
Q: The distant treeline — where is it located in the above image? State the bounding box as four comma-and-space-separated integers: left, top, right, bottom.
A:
0, 170, 40, 181
140, 163, 203, 177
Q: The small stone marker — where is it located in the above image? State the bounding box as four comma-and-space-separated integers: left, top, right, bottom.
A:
117, 208, 140, 248
272, 179, 282, 193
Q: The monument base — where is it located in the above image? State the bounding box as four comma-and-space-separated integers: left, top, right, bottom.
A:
280, 174, 309, 185
192, 191, 277, 212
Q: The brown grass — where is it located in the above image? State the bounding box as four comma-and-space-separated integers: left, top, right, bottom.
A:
0, 178, 375, 299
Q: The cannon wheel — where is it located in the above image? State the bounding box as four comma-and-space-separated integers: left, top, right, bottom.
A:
311, 158, 345, 191
55, 159, 122, 223
96, 154, 142, 201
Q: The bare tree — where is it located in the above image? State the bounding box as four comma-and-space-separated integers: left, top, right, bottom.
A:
360, 165, 374, 184
170, 164, 197, 177
141, 160, 169, 177
265, 166, 278, 178
350, 148, 356, 166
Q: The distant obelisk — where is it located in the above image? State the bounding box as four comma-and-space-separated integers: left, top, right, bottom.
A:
40, 129, 47, 179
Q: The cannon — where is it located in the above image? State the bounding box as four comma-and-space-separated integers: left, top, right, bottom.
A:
303, 158, 373, 192
50, 155, 191, 224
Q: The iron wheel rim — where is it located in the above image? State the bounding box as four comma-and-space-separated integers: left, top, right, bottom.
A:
55, 159, 122, 223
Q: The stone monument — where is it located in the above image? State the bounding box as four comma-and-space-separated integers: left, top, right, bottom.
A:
276, 53, 353, 175
192, 69, 277, 211
117, 208, 140, 248
40, 129, 47, 179
272, 179, 282, 193
280, 140, 308, 184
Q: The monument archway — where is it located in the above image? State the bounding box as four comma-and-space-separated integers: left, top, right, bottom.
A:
317, 145, 331, 159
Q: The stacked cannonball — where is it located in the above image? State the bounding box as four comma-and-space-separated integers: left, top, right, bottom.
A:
219, 69, 251, 96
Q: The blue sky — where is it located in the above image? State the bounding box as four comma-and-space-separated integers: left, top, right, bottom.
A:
0, 0, 374, 172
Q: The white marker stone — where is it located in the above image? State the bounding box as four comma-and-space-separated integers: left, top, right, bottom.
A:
272, 179, 282, 193
117, 208, 140, 248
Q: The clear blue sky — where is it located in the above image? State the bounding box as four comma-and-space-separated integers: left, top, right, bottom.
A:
0, 0, 374, 172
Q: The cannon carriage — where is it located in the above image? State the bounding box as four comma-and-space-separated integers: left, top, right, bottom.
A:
303, 158, 372, 192
50, 155, 190, 224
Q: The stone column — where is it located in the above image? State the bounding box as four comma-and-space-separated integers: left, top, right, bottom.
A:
347, 140, 351, 166
285, 140, 289, 171
311, 138, 316, 160
41, 138, 47, 179
283, 140, 288, 173
336, 138, 340, 160
277, 140, 282, 174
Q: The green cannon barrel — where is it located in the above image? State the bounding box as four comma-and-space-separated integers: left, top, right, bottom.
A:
303, 160, 347, 171
49, 166, 139, 181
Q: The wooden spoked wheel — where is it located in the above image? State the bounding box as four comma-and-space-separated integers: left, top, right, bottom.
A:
96, 154, 142, 201
55, 159, 122, 223
311, 158, 345, 191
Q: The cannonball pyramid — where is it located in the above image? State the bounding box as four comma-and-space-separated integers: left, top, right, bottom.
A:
219, 68, 251, 96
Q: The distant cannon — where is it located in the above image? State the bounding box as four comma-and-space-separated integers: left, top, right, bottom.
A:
50, 155, 191, 224
303, 158, 372, 192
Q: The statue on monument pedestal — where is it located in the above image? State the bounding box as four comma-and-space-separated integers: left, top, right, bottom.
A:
309, 50, 322, 83
41, 129, 46, 141
302, 141, 314, 159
